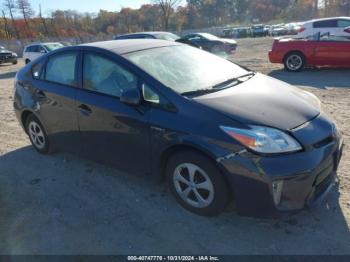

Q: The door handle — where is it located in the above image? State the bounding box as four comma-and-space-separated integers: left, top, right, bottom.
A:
78, 104, 92, 115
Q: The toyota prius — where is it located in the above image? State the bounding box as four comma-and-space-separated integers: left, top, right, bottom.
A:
14, 40, 343, 218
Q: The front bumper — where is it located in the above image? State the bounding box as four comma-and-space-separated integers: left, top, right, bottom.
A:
218, 114, 343, 218
0, 55, 17, 64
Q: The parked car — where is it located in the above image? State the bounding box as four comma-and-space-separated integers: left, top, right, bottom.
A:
298, 17, 350, 38
269, 33, 350, 71
23, 42, 65, 64
285, 22, 302, 35
176, 33, 237, 54
0, 45, 17, 65
232, 27, 252, 38
251, 24, 268, 37
270, 24, 288, 36
14, 39, 343, 218
114, 31, 180, 41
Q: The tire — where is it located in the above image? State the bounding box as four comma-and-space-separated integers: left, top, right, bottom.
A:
283, 52, 305, 72
25, 59, 30, 64
25, 114, 51, 154
12, 60, 18, 65
166, 150, 230, 216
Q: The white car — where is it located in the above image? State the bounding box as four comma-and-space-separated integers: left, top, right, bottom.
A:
298, 17, 350, 38
23, 42, 65, 64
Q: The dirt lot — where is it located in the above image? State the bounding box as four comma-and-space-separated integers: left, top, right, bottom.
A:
0, 37, 349, 255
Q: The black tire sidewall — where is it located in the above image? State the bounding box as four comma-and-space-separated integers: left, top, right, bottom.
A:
26, 115, 50, 154
166, 151, 230, 216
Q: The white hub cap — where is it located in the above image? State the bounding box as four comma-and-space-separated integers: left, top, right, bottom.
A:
173, 163, 214, 208
28, 121, 46, 150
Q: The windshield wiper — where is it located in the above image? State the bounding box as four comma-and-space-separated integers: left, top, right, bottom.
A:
212, 72, 256, 89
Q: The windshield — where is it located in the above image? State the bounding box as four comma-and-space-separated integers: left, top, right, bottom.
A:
125, 45, 248, 94
199, 33, 219, 40
155, 33, 179, 41
43, 43, 64, 51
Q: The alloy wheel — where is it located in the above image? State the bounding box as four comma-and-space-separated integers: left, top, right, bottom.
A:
28, 121, 46, 150
173, 163, 214, 208
286, 54, 303, 71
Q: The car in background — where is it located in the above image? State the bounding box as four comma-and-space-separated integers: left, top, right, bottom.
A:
298, 17, 350, 38
232, 27, 252, 38
114, 31, 180, 41
269, 33, 350, 71
0, 45, 17, 65
176, 33, 237, 54
251, 24, 268, 37
14, 39, 343, 218
270, 24, 288, 36
285, 22, 303, 35
23, 42, 65, 64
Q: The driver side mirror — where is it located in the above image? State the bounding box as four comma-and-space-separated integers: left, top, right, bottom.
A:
120, 88, 141, 106
40, 49, 47, 54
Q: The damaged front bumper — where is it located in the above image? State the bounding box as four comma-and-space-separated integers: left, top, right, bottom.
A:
216, 116, 343, 218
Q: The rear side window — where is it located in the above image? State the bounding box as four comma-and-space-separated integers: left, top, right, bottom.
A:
313, 20, 337, 28
338, 20, 350, 28
45, 52, 77, 86
83, 53, 137, 97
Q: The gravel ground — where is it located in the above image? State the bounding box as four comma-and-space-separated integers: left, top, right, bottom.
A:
0, 37, 349, 255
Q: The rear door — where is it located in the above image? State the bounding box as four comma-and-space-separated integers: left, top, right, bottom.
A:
32, 51, 80, 152
76, 51, 151, 173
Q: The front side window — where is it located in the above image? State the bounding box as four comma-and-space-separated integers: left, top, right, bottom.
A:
45, 52, 77, 86
125, 45, 248, 95
83, 53, 137, 97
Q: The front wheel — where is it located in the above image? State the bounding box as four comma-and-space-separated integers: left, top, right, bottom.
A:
26, 115, 51, 154
166, 151, 230, 216
284, 52, 305, 72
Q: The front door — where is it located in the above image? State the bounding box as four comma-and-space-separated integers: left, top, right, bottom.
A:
77, 51, 151, 174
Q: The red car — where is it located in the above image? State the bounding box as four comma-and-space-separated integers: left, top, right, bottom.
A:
268, 34, 350, 71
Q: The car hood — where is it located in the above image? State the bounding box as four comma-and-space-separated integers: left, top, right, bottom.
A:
193, 73, 320, 130
0, 49, 11, 53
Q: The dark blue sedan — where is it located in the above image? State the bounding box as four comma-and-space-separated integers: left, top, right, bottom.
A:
14, 40, 343, 218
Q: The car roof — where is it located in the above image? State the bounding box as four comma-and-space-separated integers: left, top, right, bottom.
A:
25, 42, 61, 47
305, 16, 350, 23
116, 31, 173, 37
80, 39, 180, 55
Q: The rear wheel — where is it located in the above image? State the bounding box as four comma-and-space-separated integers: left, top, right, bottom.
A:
12, 60, 18, 65
166, 151, 230, 216
25, 59, 30, 64
26, 115, 51, 154
284, 52, 305, 72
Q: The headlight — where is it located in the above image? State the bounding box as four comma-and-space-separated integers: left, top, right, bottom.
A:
12, 52, 17, 57
220, 125, 302, 154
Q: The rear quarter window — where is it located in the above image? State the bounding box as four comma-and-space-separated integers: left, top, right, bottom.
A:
313, 20, 337, 28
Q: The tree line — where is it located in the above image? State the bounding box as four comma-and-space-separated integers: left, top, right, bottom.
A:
0, 0, 349, 40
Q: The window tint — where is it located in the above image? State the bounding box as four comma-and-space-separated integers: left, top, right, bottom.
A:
313, 20, 337, 28
338, 20, 350, 28
32, 61, 45, 80
83, 53, 137, 97
26, 46, 37, 52
45, 52, 77, 86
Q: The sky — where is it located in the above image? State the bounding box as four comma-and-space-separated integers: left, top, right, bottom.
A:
29, 0, 153, 14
